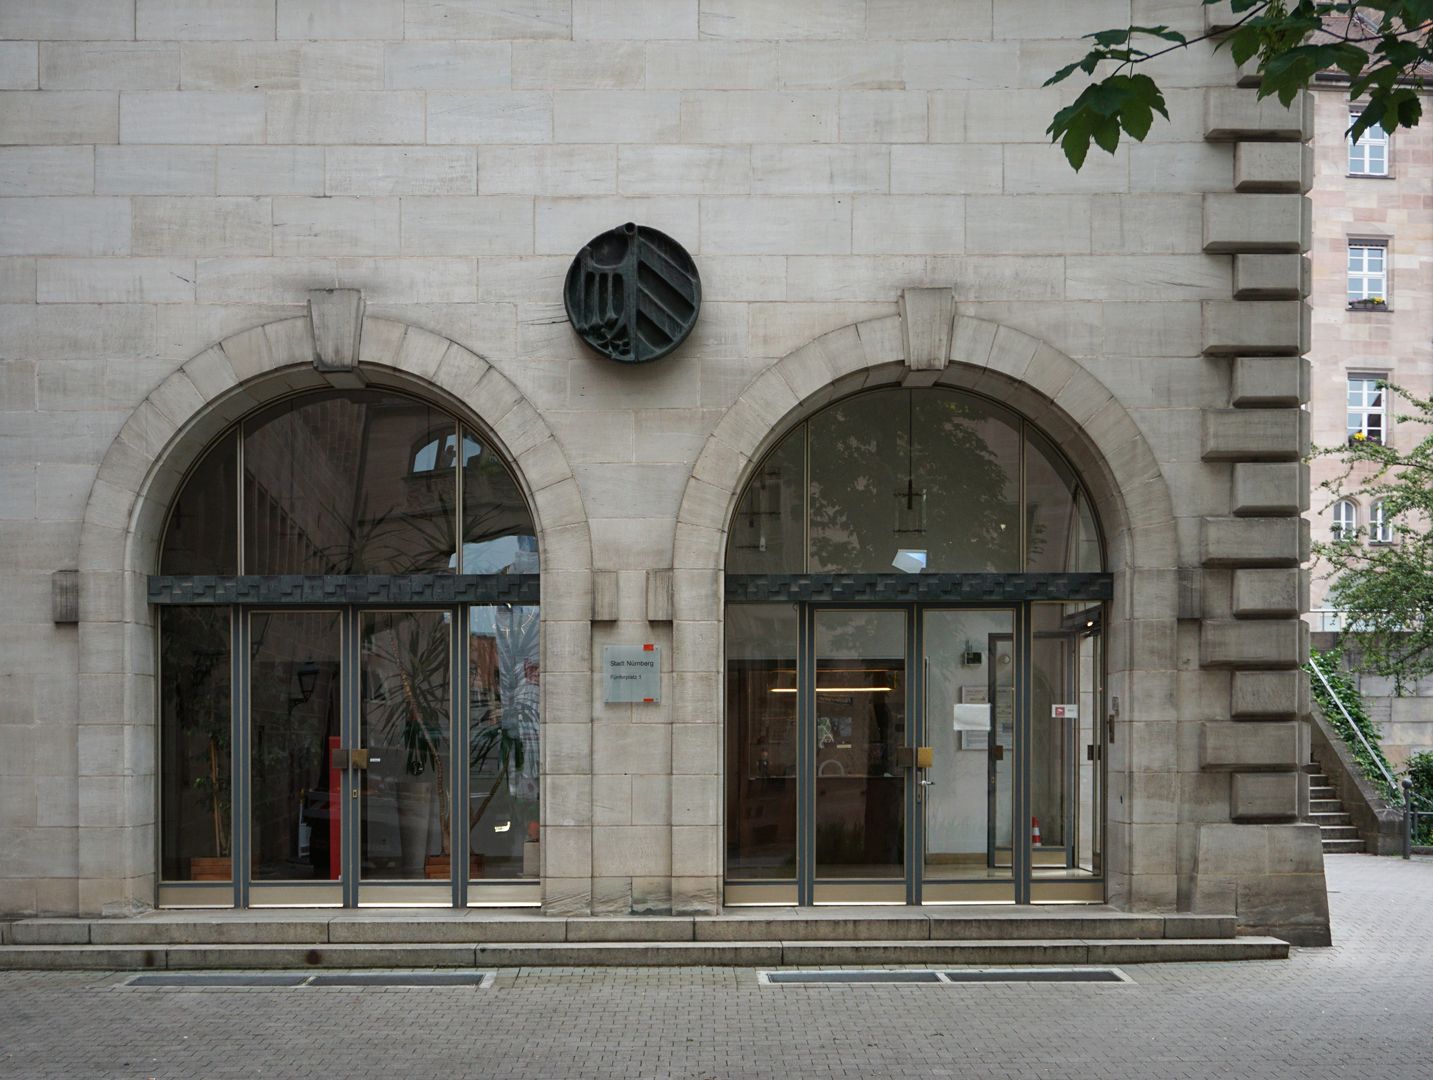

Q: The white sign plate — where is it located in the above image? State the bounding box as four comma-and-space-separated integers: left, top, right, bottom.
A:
1051, 703, 1079, 719
603, 644, 661, 704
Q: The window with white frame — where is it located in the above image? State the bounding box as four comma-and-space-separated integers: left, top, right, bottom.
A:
1348, 111, 1389, 175
1347, 241, 1388, 303
1332, 499, 1357, 540
1370, 500, 1395, 543
1347, 374, 1388, 444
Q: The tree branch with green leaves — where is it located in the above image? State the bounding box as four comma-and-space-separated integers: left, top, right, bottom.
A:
1047, 1, 1432, 169
1314, 384, 1433, 694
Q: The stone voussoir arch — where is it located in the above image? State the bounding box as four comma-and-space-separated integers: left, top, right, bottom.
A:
665, 291, 1179, 915
71, 309, 592, 913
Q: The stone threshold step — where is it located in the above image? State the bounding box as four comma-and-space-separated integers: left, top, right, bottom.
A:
5, 912, 1237, 946
0, 936, 1288, 970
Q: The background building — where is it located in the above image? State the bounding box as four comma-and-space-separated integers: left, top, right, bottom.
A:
0, 1, 1328, 943
1306, 63, 1433, 767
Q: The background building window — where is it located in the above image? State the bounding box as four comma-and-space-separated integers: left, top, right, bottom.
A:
1347, 374, 1388, 444
1347, 241, 1387, 303
1332, 500, 1357, 540
1348, 112, 1389, 175
1370, 501, 1395, 543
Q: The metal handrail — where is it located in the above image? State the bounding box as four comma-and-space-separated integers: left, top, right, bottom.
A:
1307, 654, 1403, 797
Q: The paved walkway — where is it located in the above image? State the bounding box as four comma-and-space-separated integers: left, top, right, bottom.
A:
0, 854, 1429, 1080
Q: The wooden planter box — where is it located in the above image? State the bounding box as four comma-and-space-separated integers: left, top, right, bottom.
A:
189, 856, 232, 881
423, 854, 485, 880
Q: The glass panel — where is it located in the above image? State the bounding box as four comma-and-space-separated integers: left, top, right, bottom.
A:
1025, 428, 1086, 573
813, 609, 906, 880
922, 610, 1014, 882
804, 388, 1025, 573
808, 391, 906, 573
159, 607, 232, 881
461, 430, 539, 574
244, 390, 457, 575
913, 392, 1021, 572
1029, 603, 1102, 879
726, 428, 805, 574
160, 434, 237, 575
360, 610, 452, 882
249, 611, 342, 882
725, 604, 799, 879
467, 604, 541, 880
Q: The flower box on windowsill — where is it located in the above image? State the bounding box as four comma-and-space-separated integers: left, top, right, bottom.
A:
1348, 299, 1390, 312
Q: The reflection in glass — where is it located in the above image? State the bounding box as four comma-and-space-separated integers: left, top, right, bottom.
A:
730, 387, 1097, 576
1026, 428, 1102, 573
1030, 603, 1103, 878
726, 430, 805, 575
467, 604, 541, 880
159, 607, 232, 881
360, 611, 451, 882
159, 435, 237, 575
461, 433, 538, 575
725, 604, 799, 879
250, 612, 341, 882
243, 392, 456, 576
813, 610, 906, 880
922, 610, 1014, 881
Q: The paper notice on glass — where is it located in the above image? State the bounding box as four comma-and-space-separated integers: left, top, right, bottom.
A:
953, 704, 991, 731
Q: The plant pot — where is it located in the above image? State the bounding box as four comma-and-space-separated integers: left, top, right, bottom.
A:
423, 854, 484, 880
190, 856, 232, 881
396, 777, 436, 877
1349, 300, 1387, 312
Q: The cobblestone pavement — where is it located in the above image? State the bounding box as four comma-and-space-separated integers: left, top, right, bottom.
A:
0, 854, 1429, 1080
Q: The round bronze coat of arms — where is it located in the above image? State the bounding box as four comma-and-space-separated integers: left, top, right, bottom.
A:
563, 223, 701, 363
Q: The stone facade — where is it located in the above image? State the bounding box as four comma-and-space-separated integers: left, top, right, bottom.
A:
0, 1, 1327, 943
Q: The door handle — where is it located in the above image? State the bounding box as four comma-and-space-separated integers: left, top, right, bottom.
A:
331, 748, 376, 769
990, 744, 1005, 762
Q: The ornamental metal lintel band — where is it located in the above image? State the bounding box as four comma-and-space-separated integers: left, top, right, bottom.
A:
149, 574, 541, 605
724, 573, 1114, 604
564, 222, 701, 363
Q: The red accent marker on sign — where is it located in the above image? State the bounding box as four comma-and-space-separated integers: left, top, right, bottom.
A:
643, 697, 654, 703
643, 643, 654, 651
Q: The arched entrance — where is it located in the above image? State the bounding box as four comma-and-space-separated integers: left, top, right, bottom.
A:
155, 387, 541, 908
76, 309, 591, 915
723, 386, 1109, 905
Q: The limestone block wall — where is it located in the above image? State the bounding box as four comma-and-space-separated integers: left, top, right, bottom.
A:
0, 0, 1326, 939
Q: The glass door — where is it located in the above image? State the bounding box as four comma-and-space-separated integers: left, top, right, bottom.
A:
357, 609, 455, 906
918, 609, 1017, 903
810, 608, 909, 904
242, 607, 460, 907
246, 610, 344, 906
1028, 602, 1105, 902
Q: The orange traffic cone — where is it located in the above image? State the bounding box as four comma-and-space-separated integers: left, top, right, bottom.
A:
1031, 816, 1042, 846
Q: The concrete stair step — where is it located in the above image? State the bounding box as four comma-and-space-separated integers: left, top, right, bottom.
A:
0, 936, 1288, 971
1309, 799, 1343, 813
1310, 786, 1337, 799
1322, 839, 1365, 853
1310, 812, 1353, 826
1318, 825, 1360, 840
6, 911, 1238, 947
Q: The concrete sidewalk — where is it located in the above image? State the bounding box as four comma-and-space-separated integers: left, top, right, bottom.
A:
0, 853, 1427, 1080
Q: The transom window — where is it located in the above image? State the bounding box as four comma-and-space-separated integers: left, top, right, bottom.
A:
1370, 501, 1395, 544
1347, 374, 1388, 444
1348, 112, 1389, 176
1332, 500, 1357, 540
1347, 241, 1387, 303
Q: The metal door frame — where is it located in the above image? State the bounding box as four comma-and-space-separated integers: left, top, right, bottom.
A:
781, 599, 1108, 906
233, 605, 463, 909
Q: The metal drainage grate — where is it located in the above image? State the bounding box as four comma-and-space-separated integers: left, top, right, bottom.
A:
760, 968, 1130, 986
126, 974, 310, 988
124, 971, 495, 989
764, 971, 944, 985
